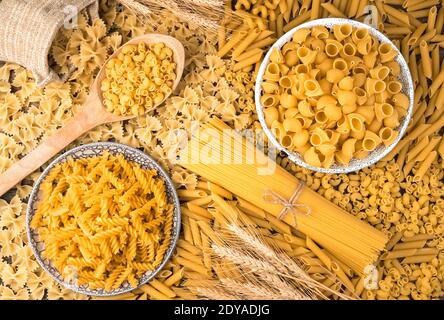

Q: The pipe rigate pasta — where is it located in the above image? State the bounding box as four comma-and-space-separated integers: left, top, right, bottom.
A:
259, 24, 406, 168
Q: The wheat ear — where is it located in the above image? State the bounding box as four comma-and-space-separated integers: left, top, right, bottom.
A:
194, 287, 242, 300
220, 278, 294, 300
211, 244, 277, 273
117, 0, 237, 33
222, 224, 353, 300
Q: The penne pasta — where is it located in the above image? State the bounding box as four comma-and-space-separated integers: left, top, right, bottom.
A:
419, 40, 433, 79
217, 24, 249, 57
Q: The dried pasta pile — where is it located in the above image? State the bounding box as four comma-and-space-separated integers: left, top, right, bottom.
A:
30, 152, 173, 292
0, 0, 443, 300
179, 117, 388, 275
259, 25, 409, 168
101, 42, 176, 116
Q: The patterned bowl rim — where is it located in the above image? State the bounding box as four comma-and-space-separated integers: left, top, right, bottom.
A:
26, 142, 182, 297
255, 18, 415, 174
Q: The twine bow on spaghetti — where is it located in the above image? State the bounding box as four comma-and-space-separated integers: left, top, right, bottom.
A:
263, 182, 311, 227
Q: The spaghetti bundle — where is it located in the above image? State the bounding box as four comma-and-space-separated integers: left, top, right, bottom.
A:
179, 118, 388, 274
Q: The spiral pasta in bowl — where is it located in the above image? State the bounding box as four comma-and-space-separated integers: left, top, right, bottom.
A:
255, 18, 414, 173
26, 142, 181, 296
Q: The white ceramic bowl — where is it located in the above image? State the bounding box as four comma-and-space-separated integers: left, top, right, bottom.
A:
255, 18, 414, 174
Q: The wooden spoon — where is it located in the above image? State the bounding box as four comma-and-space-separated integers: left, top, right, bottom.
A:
0, 34, 185, 197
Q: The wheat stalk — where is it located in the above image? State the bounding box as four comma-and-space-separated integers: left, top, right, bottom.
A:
257, 271, 312, 300
220, 278, 291, 300
227, 224, 355, 299
212, 244, 315, 298
276, 253, 351, 299
211, 244, 277, 274
200, 223, 355, 300
194, 287, 242, 300
206, 250, 315, 300
226, 224, 317, 286
211, 248, 315, 299
117, 0, 238, 33
212, 238, 317, 299
118, 0, 153, 16
227, 224, 289, 273
210, 241, 317, 299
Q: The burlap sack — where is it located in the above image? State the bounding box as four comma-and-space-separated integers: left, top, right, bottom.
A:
0, 0, 98, 87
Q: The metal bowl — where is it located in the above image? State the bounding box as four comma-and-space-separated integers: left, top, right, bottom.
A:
26, 142, 181, 296
255, 18, 414, 174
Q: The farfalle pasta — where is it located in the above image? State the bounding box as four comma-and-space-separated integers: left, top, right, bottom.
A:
1, 0, 443, 301
260, 24, 408, 168
30, 152, 174, 292
101, 42, 176, 116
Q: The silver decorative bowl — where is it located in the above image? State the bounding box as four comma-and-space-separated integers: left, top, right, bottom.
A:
26, 142, 181, 297
255, 18, 414, 174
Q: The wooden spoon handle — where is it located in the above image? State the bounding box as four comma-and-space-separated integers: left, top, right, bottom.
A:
0, 110, 103, 197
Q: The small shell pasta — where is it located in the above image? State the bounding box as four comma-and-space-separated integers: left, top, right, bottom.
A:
101, 42, 176, 116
